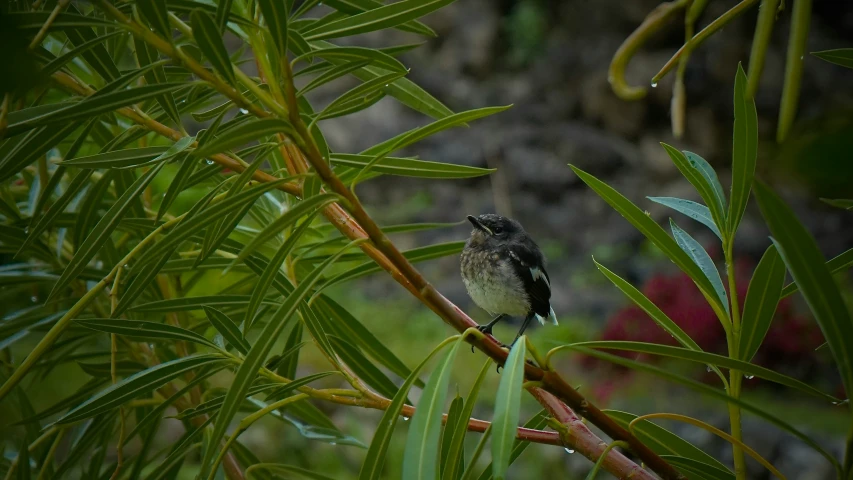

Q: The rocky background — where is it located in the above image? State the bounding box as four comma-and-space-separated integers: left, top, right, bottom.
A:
310, 0, 853, 477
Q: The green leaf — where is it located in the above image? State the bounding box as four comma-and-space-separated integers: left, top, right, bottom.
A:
316, 295, 417, 387
728, 63, 758, 236
246, 464, 337, 480
0, 123, 81, 183
191, 9, 237, 85
265, 372, 338, 401
319, 72, 406, 119
490, 337, 526, 480
258, 0, 289, 55
302, 0, 454, 40
137, 0, 172, 42
298, 45, 407, 73
193, 118, 294, 159
57, 147, 169, 168
177, 383, 282, 420
131, 295, 276, 312
647, 197, 722, 241
6, 85, 184, 137
358, 337, 459, 480
48, 164, 164, 301
812, 49, 853, 69
7, 12, 116, 31
605, 410, 730, 472
660, 145, 727, 236
754, 182, 853, 407
781, 247, 853, 298
574, 341, 840, 402
318, 241, 465, 289
323, 0, 436, 37
329, 335, 401, 400
577, 346, 841, 473
111, 250, 174, 317
475, 410, 549, 480
330, 153, 495, 179
297, 60, 371, 96
139, 179, 289, 265
820, 198, 853, 210
362, 106, 511, 158
571, 166, 729, 321
739, 244, 787, 361
199, 239, 365, 477
157, 154, 197, 221
443, 359, 491, 480
244, 214, 318, 330
594, 260, 727, 383
18, 169, 93, 256
216, 0, 235, 33
42, 31, 124, 77
662, 456, 736, 480
204, 307, 251, 354
75, 319, 219, 350
440, 395, 465, 478
670, 219, 729, 316
55, 354, 227, 425
233, 193, 339, 267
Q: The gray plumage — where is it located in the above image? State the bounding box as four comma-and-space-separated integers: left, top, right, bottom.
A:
461, 214, 557, 345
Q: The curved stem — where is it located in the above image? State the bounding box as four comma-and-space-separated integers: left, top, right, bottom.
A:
725, 240, 747, 479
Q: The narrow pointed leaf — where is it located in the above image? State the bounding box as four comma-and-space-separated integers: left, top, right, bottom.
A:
74, 319, 219, 350
111, 250, 174, 317
670, 219, 729, 315
328, 335, 401, 400
303, 0, 454, 40
323, 0, 436, 36
191, 9, 237, 85
574, 340, 839, 402
42, 31, 123, 77
193, 118, 294, 158
204, 307, 251, 354
728, 64, 758, 236
199, 240, 365, 477
739, 244, 787, 361
131, 295, 275, 312
476, 410, 549, 480
258, 0, 289, 55
443, 359, 491, 480
48, 164, 164, 301
299, 45, 407, 73
0, 123, 81, 183
647, 197, 722, 240
440, 395, 465, 478
57, 147, 169, 168
755, 181, 853, 407
490, 337, 526, 480
298, 60, 371, 96
137, 0, 172, 41
244, 214, 318, 329
19, 169, 92, 255
362, 106, 511, 157
576, 346, 841, 473
812, 49, 853, 69
246, 464, 336, 480
358, 337, 459, 480
781, 247, 853, 298
662, 456, 735, 480
820, 198, 853, 210
572, 166, 729, 321
605, 410, 730, 472
56, 355, 227, 424
660, 145, 727, 235
331, 153, 494, 179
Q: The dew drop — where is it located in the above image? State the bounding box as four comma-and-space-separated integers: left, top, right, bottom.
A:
564, 447, 575, 454
239, 108, 249, 114
745, 375, 755, 380
651, 81, 658, 88
95, 261, 104, 269
384, 84, 389, 87
31, 296, 39, 303
706, 366, 713, 373
329, 442, 336, 445
205, 159, 214, 165
123, 264, 130, 269
403, 416, 410, 421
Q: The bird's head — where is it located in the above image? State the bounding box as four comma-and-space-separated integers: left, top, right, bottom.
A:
466, 214, 525, 246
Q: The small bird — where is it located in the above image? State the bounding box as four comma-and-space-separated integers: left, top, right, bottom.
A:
460, 214, 557, 348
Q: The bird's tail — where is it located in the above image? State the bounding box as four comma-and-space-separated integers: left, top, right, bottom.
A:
536, 307, 559, 326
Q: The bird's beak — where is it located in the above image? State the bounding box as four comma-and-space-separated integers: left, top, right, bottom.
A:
467, 215, 492, 235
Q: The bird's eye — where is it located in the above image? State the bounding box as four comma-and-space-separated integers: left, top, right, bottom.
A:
493, 226, 503, 234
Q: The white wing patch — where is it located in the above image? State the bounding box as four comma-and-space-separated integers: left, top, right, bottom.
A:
535, 307, 559, 326
530, 267, 550, 288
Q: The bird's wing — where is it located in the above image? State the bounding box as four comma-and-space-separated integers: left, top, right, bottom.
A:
507, 243, 552, 318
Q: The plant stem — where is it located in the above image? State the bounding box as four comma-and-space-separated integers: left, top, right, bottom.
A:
726, 240, 747, 479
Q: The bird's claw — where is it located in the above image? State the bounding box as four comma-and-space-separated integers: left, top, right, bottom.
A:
476, 323, 494, 336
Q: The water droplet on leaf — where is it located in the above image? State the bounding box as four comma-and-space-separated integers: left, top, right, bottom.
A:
403, 416, 410, 421
564, 447, 575, 454
239, 108, 248, 114
745, 375, 755, 380
651, 81, 658, 88
31, 296, 38, 303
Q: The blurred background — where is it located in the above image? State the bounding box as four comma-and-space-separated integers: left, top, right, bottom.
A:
4, 1, 853, 478
302, 0, 853, 478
